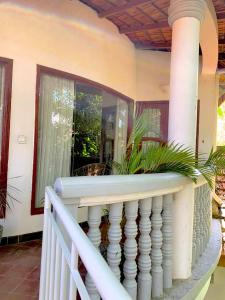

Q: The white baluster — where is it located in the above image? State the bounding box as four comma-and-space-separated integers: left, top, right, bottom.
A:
123, 200, 138, 299
69, 243, 78, 300
151, 196, 163, 298
60, 255, 69, 300
45, 216, 52, 300
54, 238, 62, 300
49, 227, 56, 300
85, 206, 102, 300
107, 203, 123, 279
138, 198, 152, 300
162, 194, 173, 290
39, 193, 51, 300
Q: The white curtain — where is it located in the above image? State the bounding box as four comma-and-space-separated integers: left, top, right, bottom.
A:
114, 99, 128, 163
144, 108, 161, 138
142, 108, 161, 150
35, 74, 74, 207
0, 65, 5, 161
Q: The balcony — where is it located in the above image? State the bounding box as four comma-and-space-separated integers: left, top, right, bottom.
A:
37, 173, 221, 300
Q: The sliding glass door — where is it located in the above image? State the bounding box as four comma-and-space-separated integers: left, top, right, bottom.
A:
32, 68, 132, 212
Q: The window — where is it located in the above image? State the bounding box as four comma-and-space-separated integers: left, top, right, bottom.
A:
136, 100, 200, 154
31, 66, 133, 214
136, 101, 169, 147
0, 58, 13, 218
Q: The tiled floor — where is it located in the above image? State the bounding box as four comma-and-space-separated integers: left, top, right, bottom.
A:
0, 240, 41, 300
0, 239, 225, 300
205, 267, 225, 300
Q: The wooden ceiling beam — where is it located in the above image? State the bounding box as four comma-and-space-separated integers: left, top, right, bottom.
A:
219, 53, 225, 60
119, 21, 169, 34
219, 39, 225, 46
217, 10, 225, 20
135, 41, 171, 50
98, 0, 150, 18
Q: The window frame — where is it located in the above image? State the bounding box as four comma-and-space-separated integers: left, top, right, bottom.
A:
31, 65, 134, 215
0, 57, 13, 218
136, 100, 169, 145
136, 100, 200, 153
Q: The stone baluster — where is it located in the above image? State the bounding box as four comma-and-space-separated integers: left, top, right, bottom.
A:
107, 203, 123, 280
123, 200, 138, 299
137, 198, 152, 300
85, 206, 102, 300
162, 194, 173, 290
151, 196, 163, 298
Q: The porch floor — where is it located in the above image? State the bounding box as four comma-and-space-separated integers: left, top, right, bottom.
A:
0, 240, 41, 300
0, 238, 224, 300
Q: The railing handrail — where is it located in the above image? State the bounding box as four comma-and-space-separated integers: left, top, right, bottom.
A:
46, 186, 132, 300
55, 172, 187, 197
54, 172, 206, 206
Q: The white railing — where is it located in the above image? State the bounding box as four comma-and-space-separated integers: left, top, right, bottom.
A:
39, 186, 131, 300
39, 173, 212, 300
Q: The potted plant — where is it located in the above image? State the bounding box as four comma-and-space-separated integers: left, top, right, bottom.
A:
113, 113, 225, 188
0, 181, 19, 242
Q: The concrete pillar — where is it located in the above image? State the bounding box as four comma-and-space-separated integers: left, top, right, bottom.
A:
168, 0, 206, 280
168, 0, 205, 148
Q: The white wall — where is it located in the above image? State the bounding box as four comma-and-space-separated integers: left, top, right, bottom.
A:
0, 0, 137, 237
136, 50, 219, 155
0, 0, 219, 237
198, 74, 219, 154
136, 50, 171, 101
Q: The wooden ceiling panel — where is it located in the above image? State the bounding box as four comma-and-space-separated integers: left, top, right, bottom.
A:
80, 0, 225, 68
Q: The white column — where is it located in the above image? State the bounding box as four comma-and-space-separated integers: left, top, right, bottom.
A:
168, 0, 205, 280
168, 0, 205, 148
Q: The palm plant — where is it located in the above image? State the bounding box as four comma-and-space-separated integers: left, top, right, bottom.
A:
0, 180, 20, 240
113, 113, 225, 189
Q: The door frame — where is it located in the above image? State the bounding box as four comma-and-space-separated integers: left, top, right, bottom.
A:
31, 65, 134, 215
0, 57, 13, 218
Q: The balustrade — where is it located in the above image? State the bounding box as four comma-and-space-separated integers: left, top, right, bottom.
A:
39, 173, 212, 300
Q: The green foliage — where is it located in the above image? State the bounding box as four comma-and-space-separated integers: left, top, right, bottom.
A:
73, 92, 102, 159
217, 103, 225, 146
113, 114, 225, 189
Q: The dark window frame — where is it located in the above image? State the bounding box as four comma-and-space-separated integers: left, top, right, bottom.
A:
136, 100, 169, 145
0, 57, 13, 218
31, 65, 134, 215
136, 99, 200, 153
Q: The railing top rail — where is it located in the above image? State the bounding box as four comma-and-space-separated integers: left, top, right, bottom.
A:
46, 186, 131, 300
55, 172, 189, 199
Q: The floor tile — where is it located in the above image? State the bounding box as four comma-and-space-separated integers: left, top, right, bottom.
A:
12, 279, 39, 297
0, 240, 41, 300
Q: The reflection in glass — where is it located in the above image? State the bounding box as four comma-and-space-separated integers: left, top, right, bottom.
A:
35, 74, 131, 208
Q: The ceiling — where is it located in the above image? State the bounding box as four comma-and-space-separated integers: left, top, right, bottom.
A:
79, 0, 225, 68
